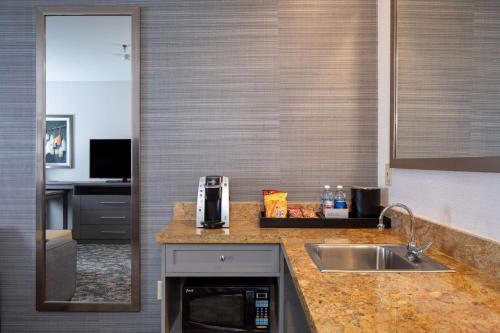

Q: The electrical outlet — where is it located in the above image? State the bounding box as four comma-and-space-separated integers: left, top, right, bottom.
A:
157, 280, 162, 300
385, 164, 392, 186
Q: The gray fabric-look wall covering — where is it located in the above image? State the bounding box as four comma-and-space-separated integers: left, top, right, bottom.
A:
0, 0, 376, 332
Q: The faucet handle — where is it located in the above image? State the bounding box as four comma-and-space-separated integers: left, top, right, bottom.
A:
416, 241, 433, 255
407, 241, 432, 261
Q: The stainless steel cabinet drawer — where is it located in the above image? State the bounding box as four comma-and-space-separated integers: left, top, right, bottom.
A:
81, 224, 130, 240
164, 244, 279, 273
80, 195, 130, 210
80, 209, 130, 225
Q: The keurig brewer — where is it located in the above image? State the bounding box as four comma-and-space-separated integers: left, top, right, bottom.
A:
196, 176, 230, 228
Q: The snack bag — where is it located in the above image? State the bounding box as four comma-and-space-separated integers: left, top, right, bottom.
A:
262, 189, 281, 210
301, 208, 318, 218
264, 192, 288, 218
262, 189, 281, 197
288, 207, 303, 218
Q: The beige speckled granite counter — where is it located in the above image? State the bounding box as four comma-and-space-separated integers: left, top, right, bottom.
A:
156, 202, 500, 332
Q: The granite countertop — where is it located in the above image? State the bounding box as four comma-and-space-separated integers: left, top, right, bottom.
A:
155, 202, 500, 332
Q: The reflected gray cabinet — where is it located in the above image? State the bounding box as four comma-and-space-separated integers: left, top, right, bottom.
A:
73, 184, 131, 241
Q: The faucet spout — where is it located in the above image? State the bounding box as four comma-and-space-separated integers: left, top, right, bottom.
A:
378, 203, 430, 262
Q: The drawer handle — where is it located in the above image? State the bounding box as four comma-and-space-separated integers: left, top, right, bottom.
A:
219, 255, 225, 262
99, 216, 127, 219
99, 201, 127, 204
100, 231, 126, 234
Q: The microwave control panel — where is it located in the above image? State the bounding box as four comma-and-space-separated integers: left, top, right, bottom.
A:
254, 292, 270, 329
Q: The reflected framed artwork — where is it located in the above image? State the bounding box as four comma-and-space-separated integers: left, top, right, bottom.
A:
45, 114, 73, 168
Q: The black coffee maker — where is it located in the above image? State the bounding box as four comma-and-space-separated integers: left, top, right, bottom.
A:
196, 176, 230, 228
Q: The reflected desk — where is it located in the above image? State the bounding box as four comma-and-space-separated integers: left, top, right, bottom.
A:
46, 181, 131, 241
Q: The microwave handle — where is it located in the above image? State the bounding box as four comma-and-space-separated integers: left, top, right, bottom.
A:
187, 321, 247, 332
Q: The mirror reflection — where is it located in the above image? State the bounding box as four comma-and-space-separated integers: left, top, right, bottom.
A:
44, 15, 132, 303
394, 0, 500, 160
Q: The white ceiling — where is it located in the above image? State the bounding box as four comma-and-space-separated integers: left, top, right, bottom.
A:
46, 15, 131, 82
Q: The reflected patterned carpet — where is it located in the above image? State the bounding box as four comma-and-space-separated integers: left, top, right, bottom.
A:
71, 243, 131, 303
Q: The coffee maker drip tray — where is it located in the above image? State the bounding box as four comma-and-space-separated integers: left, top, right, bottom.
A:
201, 221, 225, 229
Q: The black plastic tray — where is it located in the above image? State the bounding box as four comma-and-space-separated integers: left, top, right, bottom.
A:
259, 212, 391, 229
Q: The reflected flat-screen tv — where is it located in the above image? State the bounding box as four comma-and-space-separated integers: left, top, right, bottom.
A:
89, 139, 131, 181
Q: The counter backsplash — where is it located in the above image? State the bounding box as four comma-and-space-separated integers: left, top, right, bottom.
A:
388, 209, 499, 278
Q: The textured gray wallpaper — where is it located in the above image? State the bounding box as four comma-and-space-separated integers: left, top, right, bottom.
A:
0, 0, 376, 332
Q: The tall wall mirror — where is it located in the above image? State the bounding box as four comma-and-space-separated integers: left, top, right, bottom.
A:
391, 0, 500, 172
36, 7, 140, 311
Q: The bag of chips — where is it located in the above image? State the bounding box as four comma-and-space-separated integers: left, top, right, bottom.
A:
262, 189, 281, 197
264, 191, 288, 218
288, 207, 303, 218
262, 190, 279, 207
301, 208, 318, 218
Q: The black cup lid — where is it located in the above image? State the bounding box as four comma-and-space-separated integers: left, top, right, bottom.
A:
351, 186, 380, 190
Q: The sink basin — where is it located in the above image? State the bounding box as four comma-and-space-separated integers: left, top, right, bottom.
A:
305, 244, 454, 272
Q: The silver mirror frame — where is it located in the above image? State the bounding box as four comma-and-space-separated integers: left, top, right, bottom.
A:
35, 6, 141, 311
390, 0, 500, 173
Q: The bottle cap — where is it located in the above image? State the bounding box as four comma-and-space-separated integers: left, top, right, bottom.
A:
324, 185, 330, 189
336, 185, 343, 189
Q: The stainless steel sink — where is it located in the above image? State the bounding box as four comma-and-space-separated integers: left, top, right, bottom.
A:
305, 244, 454, 272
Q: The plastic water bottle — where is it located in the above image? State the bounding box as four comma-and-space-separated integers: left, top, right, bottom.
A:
334, 185, 347, 209
321, 185, 334, 213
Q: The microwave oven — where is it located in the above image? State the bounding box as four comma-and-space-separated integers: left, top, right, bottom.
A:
182, 277, 272, 333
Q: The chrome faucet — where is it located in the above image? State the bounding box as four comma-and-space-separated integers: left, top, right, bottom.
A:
378, 203, 432, 262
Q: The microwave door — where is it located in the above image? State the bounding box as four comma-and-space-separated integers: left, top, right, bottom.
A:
185, 321, 247, 332
184, 292, 246, 332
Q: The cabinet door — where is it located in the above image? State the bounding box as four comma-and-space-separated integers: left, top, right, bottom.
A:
284, 259, 311, 333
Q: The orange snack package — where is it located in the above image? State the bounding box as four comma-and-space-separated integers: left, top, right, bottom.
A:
262, 190, 281, 211
262, 189, 281, 197
288, 207, 303, 218
264, 192, 288, 218
301, 208, 318, 218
